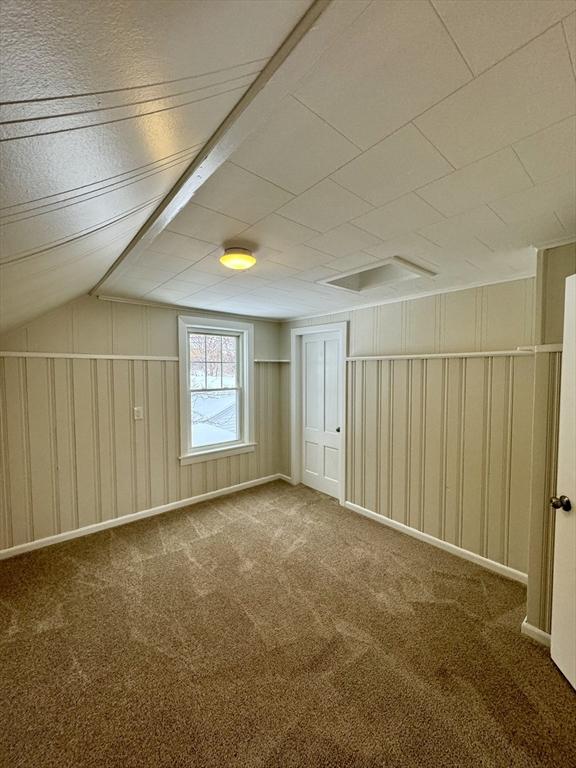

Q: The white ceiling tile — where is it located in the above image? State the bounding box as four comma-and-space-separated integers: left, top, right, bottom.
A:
231, 96, 360, 194
511, 216, 568, 246
169, 267, 224, 287
513, 116, 576, 184
180, 293, 241, 310
418, 207, 506, 247
185, 279, 247, 298
489, 173, 575, 224
248, 260, 299, 280
415, 26, 576, 167
432, 0, 576, 74
328, 252, 380, 273
418, 204, 565, 252
145, 288, 192, 303
150, 231, 216, 262
252, 284, 316, 306
106, 277, 160, 297
239, 214, 320, 251
305, 223, 382, 258
276, 180, 372, 233
353, 194, 445, 240
418, 148, 534, 217
267, 245, 330, 270
190, 162, 293, 224
136, 251, 194, 274
169, 203, 249, 244
365, 234, 447, 267
159, 278, 212, 295
223, 274, 271, 292
296, 266, 340, 283
187, 253, 235, 277
124, 266, 178, 283
295, 0, 471, 148
332, 124, 453, 207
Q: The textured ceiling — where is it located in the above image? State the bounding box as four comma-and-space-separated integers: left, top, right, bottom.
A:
2, 1, 576, 328
0, 0, 312, 331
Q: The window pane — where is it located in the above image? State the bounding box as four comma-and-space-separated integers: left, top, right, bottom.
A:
205, 334, 222, 362
189, 334, 206, 362
222, 363, 237, 387
191, 390, 238, 447
206, 362, 221, 388
190, 362, 206, 389
222, 335, 237, 363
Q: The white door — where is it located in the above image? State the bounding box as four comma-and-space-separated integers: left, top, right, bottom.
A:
301, 331, 342, 498
551, 273, 576, 689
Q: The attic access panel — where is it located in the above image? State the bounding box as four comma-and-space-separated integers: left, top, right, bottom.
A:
319, 256, 437, 293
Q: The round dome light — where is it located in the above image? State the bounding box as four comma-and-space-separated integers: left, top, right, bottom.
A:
220, 247, 256, 270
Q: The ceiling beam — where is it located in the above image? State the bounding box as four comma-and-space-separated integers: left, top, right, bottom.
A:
91, 0, 371, 294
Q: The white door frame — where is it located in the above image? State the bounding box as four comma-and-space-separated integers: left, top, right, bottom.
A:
290, 322, 348, 504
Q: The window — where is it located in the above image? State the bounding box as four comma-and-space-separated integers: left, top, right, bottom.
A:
178, 316, 254, 464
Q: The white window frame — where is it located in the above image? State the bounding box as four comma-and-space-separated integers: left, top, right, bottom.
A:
178, 315, 255, 465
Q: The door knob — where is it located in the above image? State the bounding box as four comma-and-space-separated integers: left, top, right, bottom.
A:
336, 427, 341, 433
550, 495, 572, 511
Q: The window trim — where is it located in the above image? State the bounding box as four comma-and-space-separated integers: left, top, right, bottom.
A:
178, 315, 255, 465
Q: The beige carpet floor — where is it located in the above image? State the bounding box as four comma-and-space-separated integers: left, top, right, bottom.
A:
1, 481, 575, 768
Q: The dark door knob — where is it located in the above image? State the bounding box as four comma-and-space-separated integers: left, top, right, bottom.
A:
336, 427, 341, 433
550, 495, 572, 511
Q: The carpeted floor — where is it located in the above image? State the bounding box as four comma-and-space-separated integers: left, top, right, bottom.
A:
1, 481, 574, 768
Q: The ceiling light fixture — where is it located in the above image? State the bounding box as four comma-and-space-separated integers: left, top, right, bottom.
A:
220, 247, 256, 270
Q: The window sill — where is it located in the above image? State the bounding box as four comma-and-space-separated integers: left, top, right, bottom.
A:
179, 442, 257, 466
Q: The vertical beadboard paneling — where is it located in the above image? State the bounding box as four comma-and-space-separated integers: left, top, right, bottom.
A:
26, 358, 56, 540
444, 358, 463, 545
146, 361, 166, 508
362, 361, 378, 513
485, 357, 507, 564
111, 360, 135, 519
3, 359, 33, 545
0, 361, 12, 549
164, 361, 180, 502
460, 358, 486, 555
352, 362, 364, 507
507, 356, 534, 571
72, 359, 98, 527
347, 353, 534, 572
283, 278, 536, 358
423, 359, 443, 539
95, 360, 115, 522
54, 359, 79, 533
390, 361, 409, 524
1, 361, 284, 550
407, 359, 425, 530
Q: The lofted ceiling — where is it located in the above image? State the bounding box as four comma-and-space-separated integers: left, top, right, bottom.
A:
0, 0, 314, 331
1, 0, 576, 329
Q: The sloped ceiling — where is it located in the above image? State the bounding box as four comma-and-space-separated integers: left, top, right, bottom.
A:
2, 0, 576, 329
0, 0, 313, 331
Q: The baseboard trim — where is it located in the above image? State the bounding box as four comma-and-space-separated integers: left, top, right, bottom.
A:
521, 618, 551, 647
343, 501, 528, 584
0, 474, 288, 560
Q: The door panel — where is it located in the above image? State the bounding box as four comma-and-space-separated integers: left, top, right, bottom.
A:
324, 446, 339, 482
301, 331, 342, 498
551, 274, 576, 689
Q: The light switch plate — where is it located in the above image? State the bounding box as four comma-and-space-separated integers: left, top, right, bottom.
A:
133, 406, 143, 421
